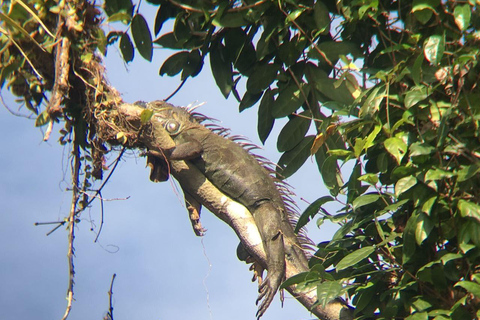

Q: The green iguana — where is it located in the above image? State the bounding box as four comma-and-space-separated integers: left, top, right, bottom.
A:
143, 100, 312, 318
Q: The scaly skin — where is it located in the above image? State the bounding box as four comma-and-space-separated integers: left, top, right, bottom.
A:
147, 101, 308, 318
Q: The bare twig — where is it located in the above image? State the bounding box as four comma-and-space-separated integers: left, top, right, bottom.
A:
61, 141, 82, 320
105, 273, 117, 320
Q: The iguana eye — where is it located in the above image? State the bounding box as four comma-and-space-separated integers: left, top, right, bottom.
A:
165, 119, 180, 134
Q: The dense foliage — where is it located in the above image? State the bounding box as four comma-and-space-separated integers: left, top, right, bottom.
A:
1, 0, 480, 319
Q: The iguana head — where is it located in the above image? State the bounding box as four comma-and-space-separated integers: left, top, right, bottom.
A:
147, 100, 196, 136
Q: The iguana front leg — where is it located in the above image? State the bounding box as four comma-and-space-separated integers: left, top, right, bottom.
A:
184, 191, 206, 236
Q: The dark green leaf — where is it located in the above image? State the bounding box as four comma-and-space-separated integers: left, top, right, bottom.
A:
120, 32, 134, 62
154, 32, 184, 49
272, 83, 307, 118
240, 91, 263, 112
280, 272, 308, 289
313, 1, 330, 33
257, 90, 274, 143
336, 246, 375, 270
154, 3, 175, 36
277, 112, 311, 152
403, 213, 419, 263
296, 196, 334, 232
159, 51, 189, 76
131, 14, 153, 61
104, 0, 133, 17
277, 135, 314, 179
181, 50, 202, 80
246, 63, 279, 93
320, 155, 339, 193
210, 42, 233, 98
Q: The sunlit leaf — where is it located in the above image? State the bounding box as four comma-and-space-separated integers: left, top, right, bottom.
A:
424, 35, 444, 65
336, 246, 375, 270
395, 175, 417, 197
458, 200, 480, 223
455, 281, 480, 298
415, 213, 434, 245
454, 4, 471, 31
384, 137, 407, 164
352, 194, 381, 211
316, 281, 344, 307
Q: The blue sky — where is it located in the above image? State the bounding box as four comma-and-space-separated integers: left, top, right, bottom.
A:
0, 6, 339, 319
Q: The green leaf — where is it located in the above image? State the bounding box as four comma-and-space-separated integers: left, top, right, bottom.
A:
181, 50, 202, 80
246, 63, 279, 93
240, 91, 263, 112
104, 0, 133, 17
277, 113, 311, 152
424, 34, 444, 65
120, 33, 134, 62
336, 246, 375, 271
410, 142, 435, 157
454, 4, 471, 31
457, 163, 480, 182
359, 85, 386, 117
35, 110, 50, 127
154, 2, 175, 35
257, 90, 275, 143
455, 281, 480, 298
412, 0, 439, 24
358, 173, 379, 185
415, 213, 434, 245
140, 109, 154, 124
210, 42, 233, 98
131, 14, 153, 61
316, 281, 344, 307
352, 194, 381, 211
384, 137, 407, 164
159, 51, 189, 76
320, 155, 339, 192
107, 12, 131, 24
272, 83, 307, 118
406, 312, 428, 320
313, 1, 330, 33
403, 213, 419, 263
404, 86, 429, 109
395, 175, 417, 198
277, 135, 314, 179
457, 200, 480, 223
280, 272, 309, 289
296, 196, 334, 232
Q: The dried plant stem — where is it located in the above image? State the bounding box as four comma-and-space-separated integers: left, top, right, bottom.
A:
61, 141, 81, 320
